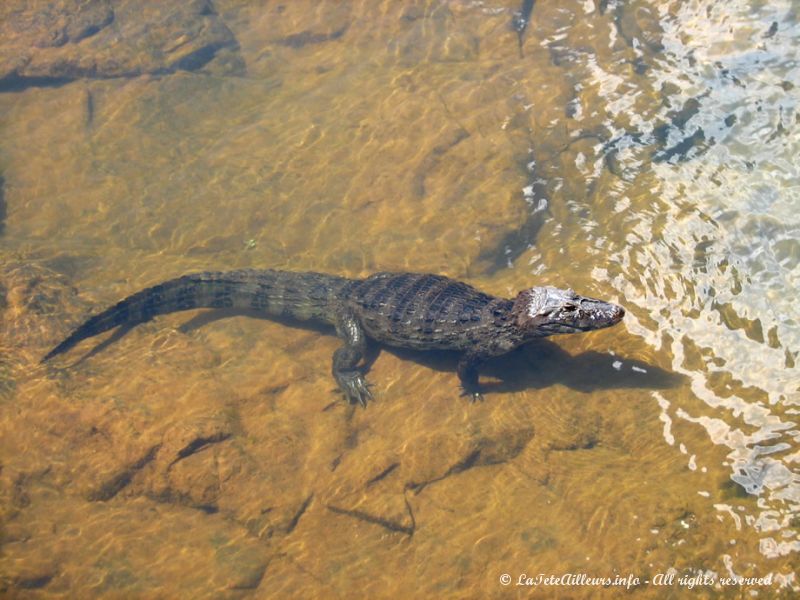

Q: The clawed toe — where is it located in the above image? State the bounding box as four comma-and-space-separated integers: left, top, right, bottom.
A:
337, 371, 374, 407
459, 387, 484, 403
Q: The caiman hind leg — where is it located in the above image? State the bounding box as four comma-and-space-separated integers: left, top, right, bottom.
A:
457, 350, 486, 403
332, 310, 373, 407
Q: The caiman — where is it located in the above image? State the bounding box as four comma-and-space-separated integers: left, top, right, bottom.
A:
42, 270, 625, 405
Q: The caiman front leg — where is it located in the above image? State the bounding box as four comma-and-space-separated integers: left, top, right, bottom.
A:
457, 350, 486, 403
332, 310, 373, 407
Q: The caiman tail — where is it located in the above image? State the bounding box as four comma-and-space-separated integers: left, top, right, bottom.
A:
42, 269, 350, 362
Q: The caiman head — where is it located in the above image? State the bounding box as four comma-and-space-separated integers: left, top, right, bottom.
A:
511, 286, 625, 338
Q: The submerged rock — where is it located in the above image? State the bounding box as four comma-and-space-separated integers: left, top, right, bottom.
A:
0, 260, 85, 353
0, 496, 268, 595
0, 0, 243, 90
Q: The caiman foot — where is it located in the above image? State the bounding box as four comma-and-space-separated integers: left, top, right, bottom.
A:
335, 371, 374, 407
460, 387, 484, 403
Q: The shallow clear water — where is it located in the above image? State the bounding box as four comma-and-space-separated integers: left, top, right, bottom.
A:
1, 0, 798, 597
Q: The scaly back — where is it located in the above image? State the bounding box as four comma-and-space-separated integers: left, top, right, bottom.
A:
345, 272, 514, 350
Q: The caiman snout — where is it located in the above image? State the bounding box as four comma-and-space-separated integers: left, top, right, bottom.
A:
611, 303, 625, 323
582, 298, 625, 330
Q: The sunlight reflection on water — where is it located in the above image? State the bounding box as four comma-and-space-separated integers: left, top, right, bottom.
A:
589, 0, 799, 562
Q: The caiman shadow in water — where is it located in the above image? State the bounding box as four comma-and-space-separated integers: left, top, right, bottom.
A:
386, 339, 682, 396
69, 308, 673, 400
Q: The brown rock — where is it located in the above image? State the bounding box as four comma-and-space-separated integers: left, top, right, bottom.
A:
0, 0, 243, 89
